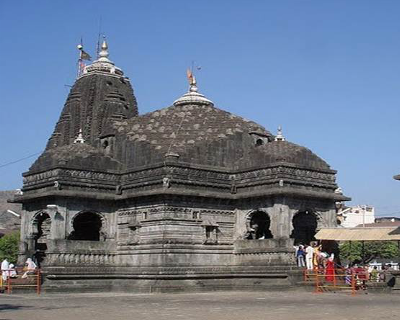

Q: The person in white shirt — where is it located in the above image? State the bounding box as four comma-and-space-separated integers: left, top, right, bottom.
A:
305, 245, 314, 270
8, 264, 17, 278
22, 258, 37, 279
1, 259, 9, 281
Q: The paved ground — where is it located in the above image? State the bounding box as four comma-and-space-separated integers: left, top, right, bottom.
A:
0, 290, 399, 320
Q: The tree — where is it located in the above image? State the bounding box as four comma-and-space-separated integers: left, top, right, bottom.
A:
0, 231, 20, 263
339, 241, 399, 264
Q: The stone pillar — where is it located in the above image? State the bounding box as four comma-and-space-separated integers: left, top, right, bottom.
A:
268, 203, 290, 239
316, 208, 337, 230
46, 204, 67, 240
234, 209, 248, 240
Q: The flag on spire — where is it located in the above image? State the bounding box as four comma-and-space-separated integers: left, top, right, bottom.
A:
186, 68, 196, 86
77, 44, 91, 61
80, 50, 91, 61
76, 42, 91, 78
77, 38, 92, 61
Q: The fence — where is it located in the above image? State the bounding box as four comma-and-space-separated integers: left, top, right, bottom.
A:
0, 267, 41, 294
303, 268, 370, 295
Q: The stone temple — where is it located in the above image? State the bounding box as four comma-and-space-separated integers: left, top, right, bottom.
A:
14, 41, 349, 292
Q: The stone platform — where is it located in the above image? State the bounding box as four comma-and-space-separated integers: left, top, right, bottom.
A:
40, 266, 303, 293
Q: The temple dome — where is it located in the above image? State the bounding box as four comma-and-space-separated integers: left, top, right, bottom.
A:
114, 102, 273, 169
115, 84, 332, 172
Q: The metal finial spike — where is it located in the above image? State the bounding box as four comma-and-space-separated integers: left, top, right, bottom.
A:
189, 75, 198, 92
101, 39, 108, 51
186, 69, 198, 92
99, 38, 109, 60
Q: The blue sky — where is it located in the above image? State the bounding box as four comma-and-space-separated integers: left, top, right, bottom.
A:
0, 1, 399, 216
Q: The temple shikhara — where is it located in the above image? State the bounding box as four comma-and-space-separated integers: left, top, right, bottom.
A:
14, 40, 349, 292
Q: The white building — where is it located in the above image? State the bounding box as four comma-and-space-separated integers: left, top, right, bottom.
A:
337, 205, 375, 228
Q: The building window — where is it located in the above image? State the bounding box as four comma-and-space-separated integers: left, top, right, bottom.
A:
245, 211, 273, 240
290, 211, 317, 245
69, 212, 103, 241
202, 223, 218, 244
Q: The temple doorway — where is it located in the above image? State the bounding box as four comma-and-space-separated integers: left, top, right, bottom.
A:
69, 212, 102, 241
291, 211, 317, 245
246, 211, 273, 239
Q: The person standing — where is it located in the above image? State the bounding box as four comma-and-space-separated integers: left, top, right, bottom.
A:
370, 266, 379, 282
305, 245, 314, 270
325, 254, 335, 282
313, 244, 322, 269
1, 259, 9, 281
296, 245, 306, 267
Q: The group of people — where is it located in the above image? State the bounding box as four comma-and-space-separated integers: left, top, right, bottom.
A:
366, 264, 395, 284
295, 242, 336, 282
295, 243, 398, 290
1, 258, 37, 282
295, 242, 332, 270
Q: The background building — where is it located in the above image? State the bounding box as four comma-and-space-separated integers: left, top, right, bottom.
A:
337, 205, 375, 228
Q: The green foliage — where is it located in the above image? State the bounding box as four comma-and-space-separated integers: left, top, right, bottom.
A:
0, 231, 20, 263
339, 241, 399, 264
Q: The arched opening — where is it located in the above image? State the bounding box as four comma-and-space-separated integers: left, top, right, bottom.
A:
255, 139, 264, 146
291, 211, 317, 245
69, 212, 102, 241
34, 212, 51, 249
246, 211, 273, 239
33, 212, 51, 267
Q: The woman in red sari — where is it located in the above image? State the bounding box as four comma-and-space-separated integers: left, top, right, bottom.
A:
325, 254, 335, 282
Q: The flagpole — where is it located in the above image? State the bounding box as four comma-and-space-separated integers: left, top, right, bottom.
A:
76, 38, 92, 78
77, 43, 83, 78
96, 17, 103, 59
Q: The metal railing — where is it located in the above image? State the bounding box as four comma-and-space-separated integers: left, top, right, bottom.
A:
1, 267, 41, 294
303, 268, 368, 295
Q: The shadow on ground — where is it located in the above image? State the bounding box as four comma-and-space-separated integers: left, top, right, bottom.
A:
0, 304, 27, 311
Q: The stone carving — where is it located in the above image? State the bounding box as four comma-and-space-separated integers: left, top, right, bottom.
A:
162, 177, 170, 188
46, 253, 116, 265
314, 211, 333, 229
115, 185, 122, 195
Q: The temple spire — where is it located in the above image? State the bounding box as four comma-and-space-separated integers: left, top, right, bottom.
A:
74, 129, 85, 144
275, 126, 285, 142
